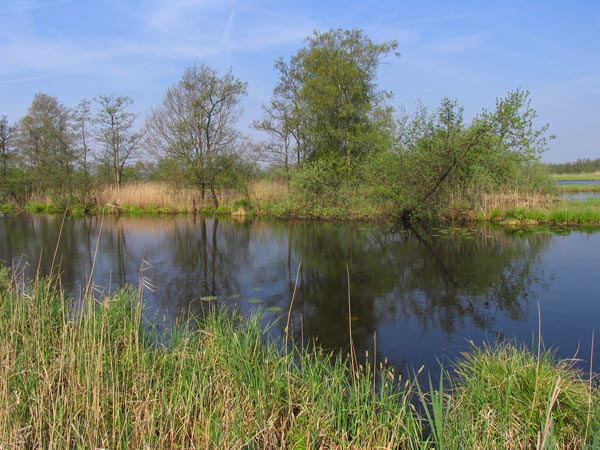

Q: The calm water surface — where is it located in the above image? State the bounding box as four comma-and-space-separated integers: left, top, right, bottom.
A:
1, 215, 598, 374
556, 180, 600, 185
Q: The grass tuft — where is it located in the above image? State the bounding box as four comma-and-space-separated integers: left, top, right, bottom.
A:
421, 341, 599, 449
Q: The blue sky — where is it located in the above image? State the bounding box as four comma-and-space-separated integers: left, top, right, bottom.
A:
1, 0, 598, 163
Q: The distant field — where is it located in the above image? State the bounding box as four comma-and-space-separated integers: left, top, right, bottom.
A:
551, 172, 600, 181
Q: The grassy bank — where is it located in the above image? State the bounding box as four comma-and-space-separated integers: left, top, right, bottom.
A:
556, 184, 600, 193
0, 267, 598, 449
4, 179, 600, 227
484, 198, 600, 227
551, 173, 600, 181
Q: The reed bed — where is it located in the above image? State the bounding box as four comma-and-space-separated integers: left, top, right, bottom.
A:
248, 179, 289, 211
97, 181, 287, 214
0, 265, 598, 449
478, 190, 557, 213
97, 182, 245, 213
97, 182, 201, 212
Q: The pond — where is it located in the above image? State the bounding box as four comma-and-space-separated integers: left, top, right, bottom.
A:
1, 214, 598, 375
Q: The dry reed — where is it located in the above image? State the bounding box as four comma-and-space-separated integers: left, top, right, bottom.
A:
97, 182, 246, 212
248, 179, 289, 209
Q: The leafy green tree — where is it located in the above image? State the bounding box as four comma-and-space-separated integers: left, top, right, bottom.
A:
389, 90, 554, 219
0, 116, 15, 179
95, 94, 142, 188
0, 115, 22, 202
145, 63, 248, 207
17, 93, 76, 202
290, 28, 399, 167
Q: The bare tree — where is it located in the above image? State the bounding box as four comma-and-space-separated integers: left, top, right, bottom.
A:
71, 98, 95, 201
145, 63, 247, 207
252, 97, 296, 184
95, 94, 141, 188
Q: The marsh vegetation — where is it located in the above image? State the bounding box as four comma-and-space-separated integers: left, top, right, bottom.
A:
0, 266, 598, 449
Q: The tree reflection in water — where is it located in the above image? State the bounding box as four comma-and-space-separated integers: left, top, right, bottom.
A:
0, 215, 554, 371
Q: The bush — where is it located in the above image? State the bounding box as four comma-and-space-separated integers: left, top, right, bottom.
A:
290, 159, 345, 211
232, 198, 252, 210
71, 204, 87, 216
0, 204, 16, 214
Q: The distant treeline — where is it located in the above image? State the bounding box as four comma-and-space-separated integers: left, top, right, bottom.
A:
546, 158, 600, 174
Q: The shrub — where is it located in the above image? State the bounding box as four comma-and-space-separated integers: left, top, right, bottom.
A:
232, 198, 252, 210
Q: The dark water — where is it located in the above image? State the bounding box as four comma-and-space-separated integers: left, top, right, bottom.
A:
1, 214, 599, 374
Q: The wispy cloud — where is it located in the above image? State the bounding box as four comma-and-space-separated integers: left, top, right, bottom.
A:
143, 0, 233, 33
0, 0, 71, 15
429, 33, 488, 56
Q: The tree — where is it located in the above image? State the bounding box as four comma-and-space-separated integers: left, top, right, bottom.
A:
388, 90, 554, 219
0, 115, 20, 202
0, 115, 15, 178
287, 28, 399, 167
95, 94, 141, 188
71, 98, 95, 202
145, 63, 248, 207
251, 96, 297, 184
17, 93, 75, 200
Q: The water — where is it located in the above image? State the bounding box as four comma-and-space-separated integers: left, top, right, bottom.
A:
556, 180, 600, 185
1, 214, 599, 374
561, 192, 600, 200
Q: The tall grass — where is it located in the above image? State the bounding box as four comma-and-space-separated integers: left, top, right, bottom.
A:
0, 267, 421, 449
419, 342, 599, 449
248, 179, 289, 212
97, 181, 288, 215
0, 265, 598, 448
487, 197, 600, 226
97, 182, 202, 212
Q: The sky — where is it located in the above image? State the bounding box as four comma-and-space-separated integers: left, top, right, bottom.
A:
0, 0, 598, 163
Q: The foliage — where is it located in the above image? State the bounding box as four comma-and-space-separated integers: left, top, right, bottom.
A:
16, 93, 77, 202
231, 198, 252, 210
145, 63, 249, 207
0, 116, 16, 181
269, 28, 398, 169
214, 205, 231, 214
383, 90, 555, 219
0, 203, 16, 213
547, 157, 600, 174
0, 29, 559, 221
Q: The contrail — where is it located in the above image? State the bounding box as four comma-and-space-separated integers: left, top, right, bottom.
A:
223, 4, 237, 66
